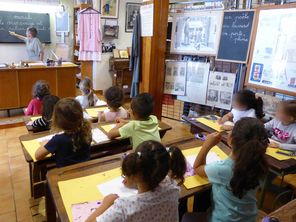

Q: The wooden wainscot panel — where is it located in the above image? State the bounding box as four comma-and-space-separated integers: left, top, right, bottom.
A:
0, 70, 19, 109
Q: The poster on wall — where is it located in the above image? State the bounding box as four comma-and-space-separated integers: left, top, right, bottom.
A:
164, 61, 187, 96
170, 11, 223, 55
206, 71, 236, 110
246, 7, 296, 96
100, 0, 119, 19
125, 3, 141, 32
177, 62, 210, 105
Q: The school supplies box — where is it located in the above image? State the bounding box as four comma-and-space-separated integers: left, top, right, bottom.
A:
196, 115, 224, 132
182, 146, 228, 189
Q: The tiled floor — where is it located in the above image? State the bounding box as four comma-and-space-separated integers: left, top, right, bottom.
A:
0, 125, 32, 222
0, 117, 191, 222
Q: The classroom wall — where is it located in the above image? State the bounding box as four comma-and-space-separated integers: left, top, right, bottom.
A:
0, 0, 74, 64
92, 0, 142, 91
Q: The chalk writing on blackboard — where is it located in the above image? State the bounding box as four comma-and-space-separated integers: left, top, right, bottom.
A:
217, 11, 254, 63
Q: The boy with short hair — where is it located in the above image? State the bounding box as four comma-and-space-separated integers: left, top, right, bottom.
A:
107, 93, 160, 149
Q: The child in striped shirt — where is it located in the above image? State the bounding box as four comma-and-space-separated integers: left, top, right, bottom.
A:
32, 95, 60, 131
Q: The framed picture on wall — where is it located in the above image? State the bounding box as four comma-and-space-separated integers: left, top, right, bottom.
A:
125, 3, 141, 32
100, 0, 119, 19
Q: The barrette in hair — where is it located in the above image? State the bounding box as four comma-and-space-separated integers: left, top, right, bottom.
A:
137, 152, 141, 157
166, 147, 171, 153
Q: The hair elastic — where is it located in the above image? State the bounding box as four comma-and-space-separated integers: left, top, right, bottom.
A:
166, 147, 171, 153
137, 152, 141, 157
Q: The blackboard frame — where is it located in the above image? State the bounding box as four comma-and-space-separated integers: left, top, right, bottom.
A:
216, 9, 256, 64
245, 3, 296, 96
0, 11, 51, 44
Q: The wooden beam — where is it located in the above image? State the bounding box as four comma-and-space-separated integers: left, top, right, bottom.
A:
140, 0, 169, 119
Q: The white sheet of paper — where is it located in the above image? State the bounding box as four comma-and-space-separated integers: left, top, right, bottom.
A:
97, 177, 137, 198
186, 152, 222, 167
36, 134, 55, 143
95, 100, 107, 106
83, 111, 91, 120
140, 4, 154, 37
92, 128, 109, 144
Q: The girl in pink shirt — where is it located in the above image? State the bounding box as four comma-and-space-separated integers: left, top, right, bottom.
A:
98, 86, 128, 122
25, 80, 50, 116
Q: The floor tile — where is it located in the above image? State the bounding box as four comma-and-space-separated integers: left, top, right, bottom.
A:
0, 193, 15, 214
0, 211, 17, 222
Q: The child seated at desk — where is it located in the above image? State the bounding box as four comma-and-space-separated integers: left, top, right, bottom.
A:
86, 140, 187, 222
25, 80, 50, 116
265, 100, 296, 151
32, 95, 60, 131
98, 86, 128, 122
186, 118, 268, 222
35, 98, 92, 167
76, 77, 102, 109
218, 89, 264, 130
107, 93, 161, 149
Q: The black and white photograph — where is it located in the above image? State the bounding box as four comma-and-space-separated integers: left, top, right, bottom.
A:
125, 3, 141, 32
206, 71, 236, 110
207, 89, 219, 102
164, 61, 187, 96
220, 91, 232, 105
170, 11, 223, 55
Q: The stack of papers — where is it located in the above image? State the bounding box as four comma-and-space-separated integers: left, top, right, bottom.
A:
92, 128, 109, 143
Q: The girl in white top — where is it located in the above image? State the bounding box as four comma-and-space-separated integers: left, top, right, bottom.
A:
218, 89, 264, 130
86, 140, 187, 222
76, 77, 103, 109
98, 86, 128, 122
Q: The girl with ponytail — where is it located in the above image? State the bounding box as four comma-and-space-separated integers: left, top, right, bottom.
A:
87, 140, 187, 222
35, 98, 92, 167
76, 77, 102, 109
218, 89, 264, 130
192, 117, 269, 222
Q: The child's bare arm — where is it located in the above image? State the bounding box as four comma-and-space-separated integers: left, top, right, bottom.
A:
35, 141, 50, 161
217, 112, 233, 124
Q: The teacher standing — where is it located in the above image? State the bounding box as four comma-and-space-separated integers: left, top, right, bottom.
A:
9, 27, 44, 61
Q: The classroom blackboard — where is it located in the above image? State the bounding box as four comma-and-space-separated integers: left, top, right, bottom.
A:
216, 10, 255, 63
0, 11, 50, 43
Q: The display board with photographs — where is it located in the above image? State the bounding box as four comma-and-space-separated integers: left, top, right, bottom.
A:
246, 5, 296, 96
206, 71, 236, 110
164, 61, 187, 96
170, 11, 223, 55
125, 3, 141, 32
177, 62, 210, 105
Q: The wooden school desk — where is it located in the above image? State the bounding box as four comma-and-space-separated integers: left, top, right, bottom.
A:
182, 116, 229, 143
45, 136, 231, 222
19, 121, 172, 198
0, 63, 78, 110
258, 155, 296, 209
24, 104, 109, 133
181, 116, 296, 209
268, 199, 296, 222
